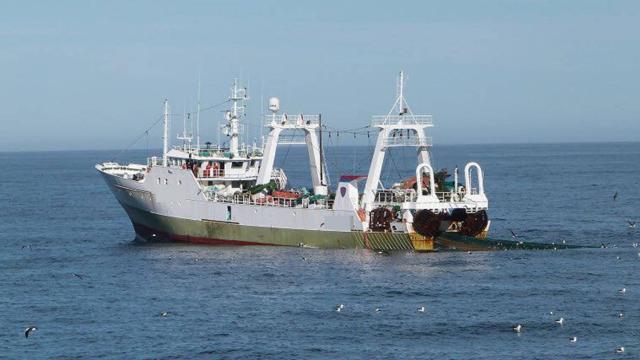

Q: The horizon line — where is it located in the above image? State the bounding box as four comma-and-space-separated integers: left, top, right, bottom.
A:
1, 139, 639, 154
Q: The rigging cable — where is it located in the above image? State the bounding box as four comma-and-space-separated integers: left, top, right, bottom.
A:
112, 98, 231, 161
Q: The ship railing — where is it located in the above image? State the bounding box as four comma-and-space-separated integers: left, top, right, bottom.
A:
374, 189, 417, 204
209, 193, 330, 209
197, 172, 262, 181
371, 114, 433, 127
147, 156, 165, 167
435, 191, 459, 202
264, 114, 320, 127
198, 168, 225, 178
101, 163, 146, 172
383, 136, 432, 148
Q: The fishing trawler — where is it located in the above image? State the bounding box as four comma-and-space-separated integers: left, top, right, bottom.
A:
96, 72, 491, 251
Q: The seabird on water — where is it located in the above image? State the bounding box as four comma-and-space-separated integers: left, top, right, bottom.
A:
160, 311, 169, 317
615, 346, 625, 353
555, 317, 565, 325
375, 307, 381, 313
417, 306, 426, 313
335, 304, 344, 312
570, 336, 577, 343
627, 220, 637, 229
618, 311, 624, 318
72, 273, 84, 280
510, 229, 519, 239
613, 192, 618, 201
24, 326, 37, 338
619, 288, 627, 294
512, 324, 522, 333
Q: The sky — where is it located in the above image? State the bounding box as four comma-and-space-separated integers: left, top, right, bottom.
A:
0, 0, 639, 151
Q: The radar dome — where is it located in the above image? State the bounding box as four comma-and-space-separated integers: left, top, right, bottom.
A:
268, 97, 280, 113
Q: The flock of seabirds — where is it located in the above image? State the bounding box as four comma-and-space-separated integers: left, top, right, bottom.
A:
20, 191, 637, 355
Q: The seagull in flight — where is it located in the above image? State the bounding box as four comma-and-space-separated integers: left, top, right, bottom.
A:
24, 326, 37, 338
21, 245, 32, 250
72, 273, 84, 280
335, 304, 344, 312
627, 220, 637, 229
510, 229, 519, 239
512, 324, 522, 333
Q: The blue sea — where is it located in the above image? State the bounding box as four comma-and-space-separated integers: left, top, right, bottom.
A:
1, 142, 639, 359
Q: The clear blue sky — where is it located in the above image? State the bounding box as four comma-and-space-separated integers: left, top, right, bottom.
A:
1, 0, 638, 151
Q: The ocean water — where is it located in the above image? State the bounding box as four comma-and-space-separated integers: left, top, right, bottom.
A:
1, 142, 639, 359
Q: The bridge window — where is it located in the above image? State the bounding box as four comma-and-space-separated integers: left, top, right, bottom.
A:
231, 161, 244, 169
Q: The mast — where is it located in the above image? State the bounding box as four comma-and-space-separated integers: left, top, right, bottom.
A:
227, 78, 248, 157
162, 99, 169, 166
196, 74, 201, 152
319, 113, 324, 185
398, 70, 404, 114
177, 105, 192, 151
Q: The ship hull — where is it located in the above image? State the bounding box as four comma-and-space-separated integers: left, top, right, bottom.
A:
121, 203, 418, 250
